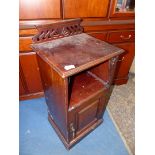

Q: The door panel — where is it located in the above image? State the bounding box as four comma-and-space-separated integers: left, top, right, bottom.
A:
64, 0, 109, 18
19, 0, 61, 19
77, 100, 99, 131
19, 52, 43, 94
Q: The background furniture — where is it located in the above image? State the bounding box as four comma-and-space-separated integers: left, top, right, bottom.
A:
31, 19, 124, 149
19, 0, 135, 100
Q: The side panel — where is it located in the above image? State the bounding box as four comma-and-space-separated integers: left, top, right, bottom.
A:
37, 54, 68, 140
114, 42, 135, 84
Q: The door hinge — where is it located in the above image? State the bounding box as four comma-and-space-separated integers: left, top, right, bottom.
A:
70, 123, 76, 139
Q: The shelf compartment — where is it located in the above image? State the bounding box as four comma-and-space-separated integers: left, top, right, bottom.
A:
69, 71, 106, 110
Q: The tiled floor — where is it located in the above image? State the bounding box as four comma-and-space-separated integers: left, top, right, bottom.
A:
20, 98, 129, 155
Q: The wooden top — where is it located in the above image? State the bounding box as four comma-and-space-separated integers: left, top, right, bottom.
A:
32, 33, 124, 78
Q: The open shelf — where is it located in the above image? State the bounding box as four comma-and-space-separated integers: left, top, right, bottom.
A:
69, 71, 106, 110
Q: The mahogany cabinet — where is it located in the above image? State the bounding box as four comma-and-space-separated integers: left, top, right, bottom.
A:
31, 19, 124, 149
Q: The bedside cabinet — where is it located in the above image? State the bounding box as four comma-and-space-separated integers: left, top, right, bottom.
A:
31, 19, 124, 149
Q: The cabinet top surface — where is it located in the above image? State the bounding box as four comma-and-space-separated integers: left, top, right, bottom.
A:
32, 33, 124, 78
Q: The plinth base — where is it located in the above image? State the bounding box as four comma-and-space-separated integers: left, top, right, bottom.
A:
48, 113, 103, 150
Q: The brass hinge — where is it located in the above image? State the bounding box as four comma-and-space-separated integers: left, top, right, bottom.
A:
70, 123, 76, 139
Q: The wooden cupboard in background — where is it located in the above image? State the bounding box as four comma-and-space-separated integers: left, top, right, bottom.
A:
19, 0, 135, 100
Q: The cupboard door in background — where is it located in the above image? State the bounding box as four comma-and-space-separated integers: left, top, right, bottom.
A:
19, 0, 61, 19
19, 53, 43, 94
114, 42, 135, 84
64, 0, 109, 18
